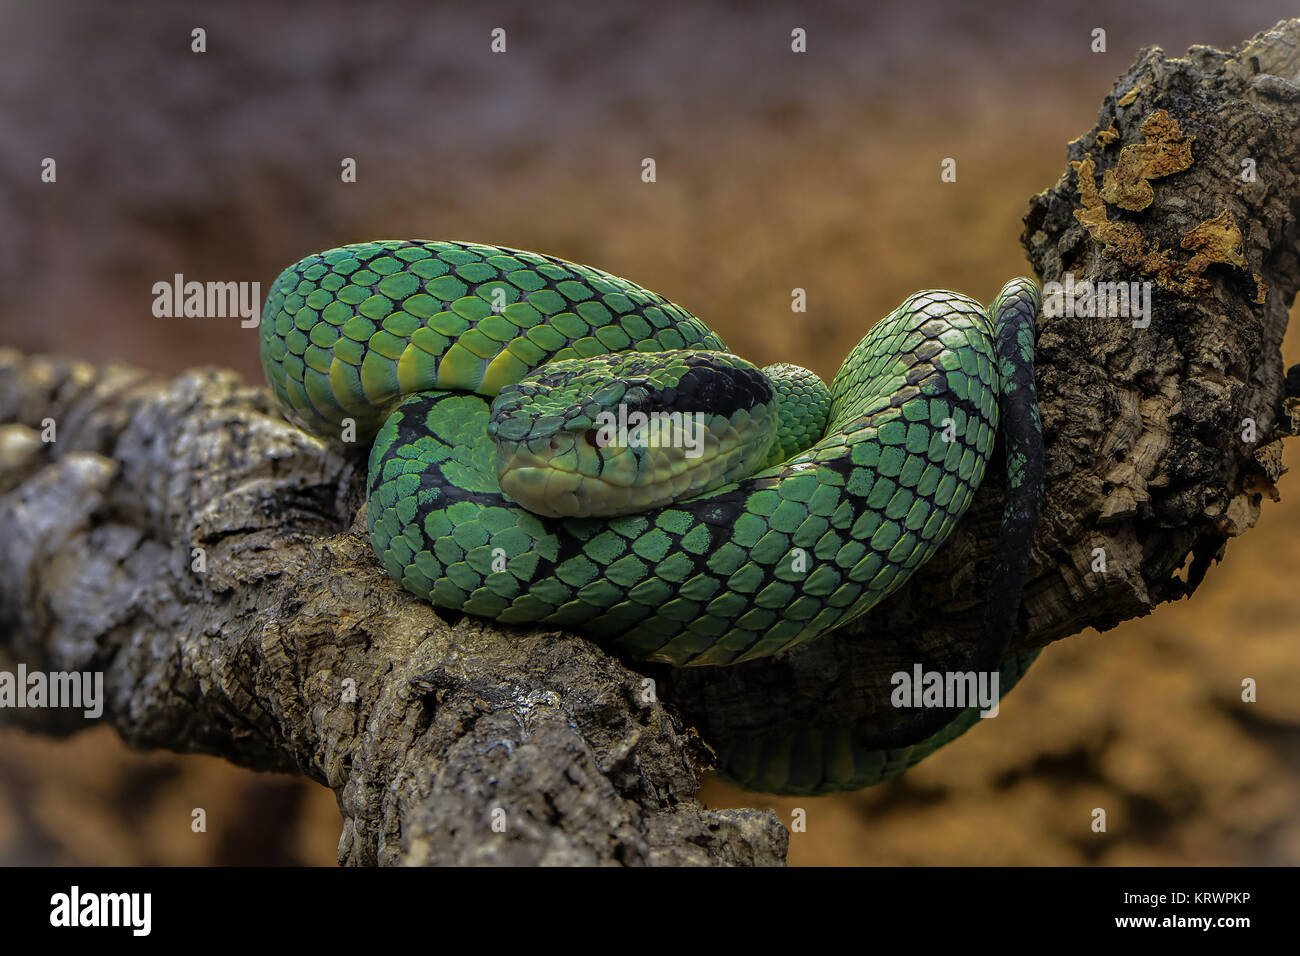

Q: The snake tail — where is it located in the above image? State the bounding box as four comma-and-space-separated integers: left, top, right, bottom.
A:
713, 279, 1044, 793
866, 278, 1043, 748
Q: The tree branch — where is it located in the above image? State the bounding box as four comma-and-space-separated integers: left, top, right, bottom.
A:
667, 20, 1300, 773
2, 20, 1298, 865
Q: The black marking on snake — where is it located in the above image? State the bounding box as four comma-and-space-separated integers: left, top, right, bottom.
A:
668, 356, 773, 418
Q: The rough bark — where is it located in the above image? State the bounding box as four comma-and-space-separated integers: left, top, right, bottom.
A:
2, 20, 1298, 866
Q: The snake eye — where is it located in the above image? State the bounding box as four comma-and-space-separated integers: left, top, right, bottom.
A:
583, 428, 600, 447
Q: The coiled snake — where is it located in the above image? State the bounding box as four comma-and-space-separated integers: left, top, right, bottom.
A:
259, 239, 1044, 795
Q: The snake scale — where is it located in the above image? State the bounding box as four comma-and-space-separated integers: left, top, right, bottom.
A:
259, 239, 1044, 795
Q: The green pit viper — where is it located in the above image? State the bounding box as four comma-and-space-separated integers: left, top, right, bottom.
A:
259, 239, 1044, 795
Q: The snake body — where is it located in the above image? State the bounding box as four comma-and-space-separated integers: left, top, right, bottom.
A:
260, 239, 1043, 794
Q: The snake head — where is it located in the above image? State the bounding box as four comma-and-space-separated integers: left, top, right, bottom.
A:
488, 350, 779, 518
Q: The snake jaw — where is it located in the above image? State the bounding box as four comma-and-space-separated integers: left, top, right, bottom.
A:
494, 431, 587, 518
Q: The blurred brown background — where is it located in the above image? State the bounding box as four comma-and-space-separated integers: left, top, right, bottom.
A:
1, 0, 1297, 865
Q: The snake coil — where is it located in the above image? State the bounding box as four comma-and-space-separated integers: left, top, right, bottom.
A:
260, 239, 1043, 793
